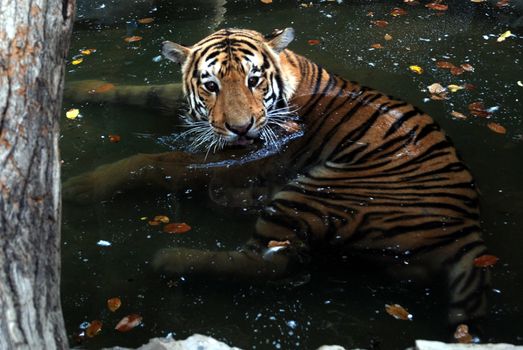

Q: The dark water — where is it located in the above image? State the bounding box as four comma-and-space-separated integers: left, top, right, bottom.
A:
61, 1, 523, 349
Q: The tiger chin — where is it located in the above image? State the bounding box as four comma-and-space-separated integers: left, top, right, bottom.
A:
63, 27, 491, 333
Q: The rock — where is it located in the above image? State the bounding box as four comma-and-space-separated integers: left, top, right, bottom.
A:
414, 340, 523, 350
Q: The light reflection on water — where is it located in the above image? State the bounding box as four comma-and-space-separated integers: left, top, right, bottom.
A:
62, 1, 522, 349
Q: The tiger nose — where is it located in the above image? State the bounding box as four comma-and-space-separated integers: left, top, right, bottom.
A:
225, 117, 254, 136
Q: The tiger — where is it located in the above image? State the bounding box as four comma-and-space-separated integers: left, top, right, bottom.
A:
63, 27, 490, 330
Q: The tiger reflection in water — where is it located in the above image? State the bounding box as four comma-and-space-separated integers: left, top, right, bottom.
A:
63, 28, 491, 330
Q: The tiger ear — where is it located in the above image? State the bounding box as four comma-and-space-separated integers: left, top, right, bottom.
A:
162, 41, 191, 65
267, 27, 295, 53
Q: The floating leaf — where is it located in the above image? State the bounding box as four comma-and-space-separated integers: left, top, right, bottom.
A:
124, 36, 143, 43
260, 0, 272, 3
404, 0, 420, 4
385, 304, 413, 321
518, 81, 523, 87
428, 83, 446, 94
148, 220, 161, 226
390, 7, 408, 16
447, 84, 464, 92
372, 20, 389, 27
72, 58, 84, 65
115, 314, 142, 332
371, 43, 384, 49
80, 49, 96, 55
487, 122, 507, 135
496, 0, 510, 8
473, 254, 500, 267
470, 0, 486, 2
86, 320, 103, 338
451, 111, 467, 119
468, 101, 491, 118
460, 63, 474, 72
436, 61, 455, 69
384, 33, 393, 41
154, 215, 170, 224
107, 297, 122, 312
94, 83, 115, 93
454, 324, 473, 344
268, 240, 291, 248
426, 3, 448, 10
464, 83, 476, 91
497, 30, 512, 42
137, 17, 154, 24
66, 108, 80, 120
163, 222, 191, 234
108, 134, 121, 143
450, 66, 465, 76
307, 39, 321, 46
409, 65, 423, 74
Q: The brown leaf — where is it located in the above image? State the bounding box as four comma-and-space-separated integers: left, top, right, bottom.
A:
107, 297, 122, 312
436, 61, 455, 69
426, 3, 448, 10
451, 111, 467, 119
496, 0, 510, 8
403, 0, 420, 5
487, 123, 507, 134
260, 0, 273, 3
124, 36, 143, 43
115, 314, 142, 332
163, 222, 192, 234
390, 7, 408, 16
154, 215, 170, 224
86, 320, 103, 338
307, 39, 321, 46
267, 240, 291, 248
137, 17, 154, 24
385, 304, 413, 320
464, 83, 476, 91
460, 63, 474, 72
108, 134, 121, 143
371, 43, 384, 49
468, 101, 491, 118
372, 20, 389, 28
473, 254, 500, 267
454, 324, 473, 344
384, 33, 393, 41
428, 83, 446, 94
148, 220, 161, 226
281, 121, 301, 133
450, 66, 465, 76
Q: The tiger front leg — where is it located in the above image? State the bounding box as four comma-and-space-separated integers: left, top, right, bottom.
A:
62, 151, 193, 202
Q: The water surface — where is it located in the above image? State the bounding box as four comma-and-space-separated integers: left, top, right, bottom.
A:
62, 1, 523, 348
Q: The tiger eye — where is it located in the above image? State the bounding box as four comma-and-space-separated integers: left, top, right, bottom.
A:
248, 76, 259, 88
204, 81, 218, 93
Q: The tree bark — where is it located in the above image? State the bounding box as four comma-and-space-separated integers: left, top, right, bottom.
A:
0, 1, 75, 349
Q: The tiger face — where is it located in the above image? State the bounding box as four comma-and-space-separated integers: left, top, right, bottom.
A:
162, 28, 297, 149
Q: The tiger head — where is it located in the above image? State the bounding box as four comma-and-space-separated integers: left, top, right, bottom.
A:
162, 28, 298, 149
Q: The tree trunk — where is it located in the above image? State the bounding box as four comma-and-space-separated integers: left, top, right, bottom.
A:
0, 1, 75, 349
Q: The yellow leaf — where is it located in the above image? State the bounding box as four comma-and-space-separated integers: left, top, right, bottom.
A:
66, 108, 80, 120
409, 65, 423, 74
80, 49, 95, 55
140, 216, 148, 221
72, 58, 83, 65
384, 33, 393, 41
447, 84, 464, 92
497, 30, 512, 42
